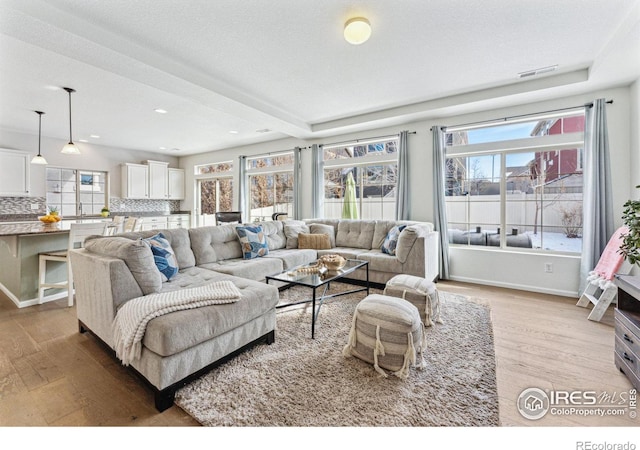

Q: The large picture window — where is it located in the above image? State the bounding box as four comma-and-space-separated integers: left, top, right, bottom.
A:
246, 152, 294, 222
195, 161, 233, 227
322, 136, 398, 220
445, 112, 584, 254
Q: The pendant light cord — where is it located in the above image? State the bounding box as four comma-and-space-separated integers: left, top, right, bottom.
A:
68, 89, 73, 144
63, 87, 75, 144
39, 112, 42, 155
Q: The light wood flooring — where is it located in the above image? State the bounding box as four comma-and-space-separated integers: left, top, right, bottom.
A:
0, 281, 637, 427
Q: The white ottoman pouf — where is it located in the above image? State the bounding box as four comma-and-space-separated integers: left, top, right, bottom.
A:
384, 274, 443, 327
343, 294, 426, 379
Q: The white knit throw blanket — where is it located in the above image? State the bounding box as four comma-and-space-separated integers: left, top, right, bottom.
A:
112, 280, 242, 366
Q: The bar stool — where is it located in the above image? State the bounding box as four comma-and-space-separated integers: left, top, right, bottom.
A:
123, 216, 142, 232
38, 222, 108, 307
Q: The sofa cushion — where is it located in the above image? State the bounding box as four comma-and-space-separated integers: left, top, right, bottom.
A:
355, 250, 404, 273
298, 233, 331, 250
317, 247, 362, 260
284, 222, 310, 249
142, 274, 279, 357
236, 225, 269, 259
309, 223, 336, 248
84, 236, 162, 295
142, 233, 179, 281
335, 220, 376, 249
257, 221, 287, 250
381, 225, 407, 255
372, 220, 416, 249
264, 248, 317, 270
112, 227, 196, 269
395, 225, 429, 264
189, 225, 242, 265
199, 257, 283, 281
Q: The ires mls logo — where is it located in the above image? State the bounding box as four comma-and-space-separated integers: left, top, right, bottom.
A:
517, 387, 637, 420
517, 388, 550, 420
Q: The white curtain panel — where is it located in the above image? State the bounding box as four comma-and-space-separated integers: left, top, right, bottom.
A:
395, 130, 410, 220
579, 98, 614, 292
432, 126, 450, 280
238, 155, 247, 218
311, 144, 324, 219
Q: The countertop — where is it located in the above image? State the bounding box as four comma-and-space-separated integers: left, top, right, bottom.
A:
0, 211, 191, 222
0, 212, 191, 236
0, 220, 80, 236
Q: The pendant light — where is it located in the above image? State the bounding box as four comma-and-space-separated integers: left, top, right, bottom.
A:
61, 87, 80, 154
31, 111, 48, 165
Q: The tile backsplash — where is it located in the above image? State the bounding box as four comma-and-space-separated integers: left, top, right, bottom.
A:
0, 196, 181, 217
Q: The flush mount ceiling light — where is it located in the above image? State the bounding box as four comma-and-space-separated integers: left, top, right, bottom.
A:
61, 87, 80, 154
344, 17, 371, 45
31, 111, 48, 165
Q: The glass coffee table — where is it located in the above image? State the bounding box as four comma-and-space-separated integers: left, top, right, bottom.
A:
266, 259, 369, 339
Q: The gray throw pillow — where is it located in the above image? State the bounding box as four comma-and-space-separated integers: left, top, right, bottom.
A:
284, 224, 310, 249
309, 223, 336, 248
84, 236, 162, 295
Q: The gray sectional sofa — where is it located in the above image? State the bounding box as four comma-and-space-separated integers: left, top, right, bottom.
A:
70, 218, 438, 411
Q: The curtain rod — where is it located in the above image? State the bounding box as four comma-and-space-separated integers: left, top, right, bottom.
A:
320, 131, 416, 148
430, 100, 613, 132
244, 147, 308, 158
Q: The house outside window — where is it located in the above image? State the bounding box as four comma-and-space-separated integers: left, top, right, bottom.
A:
195, 161, 233, 227
246, 152, 294, 222
46, 167, 108, 216
322, 136, 398, 220
445, 112, 584, 254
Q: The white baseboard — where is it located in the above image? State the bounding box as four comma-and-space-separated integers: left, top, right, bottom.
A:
0, 282, 69, 308
447, 275, 579, 298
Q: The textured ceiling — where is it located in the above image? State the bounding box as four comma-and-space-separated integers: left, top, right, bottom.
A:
0, 0, 639, 155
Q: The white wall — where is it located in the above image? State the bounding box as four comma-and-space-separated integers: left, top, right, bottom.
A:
0, 129, 178, 199
178, 85, 634, 297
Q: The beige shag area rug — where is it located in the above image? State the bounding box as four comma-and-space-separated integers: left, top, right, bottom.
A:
175, 284, 499, 426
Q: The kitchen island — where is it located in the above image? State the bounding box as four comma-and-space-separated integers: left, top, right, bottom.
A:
0, 220, 107, 308
0, 213, 191, 308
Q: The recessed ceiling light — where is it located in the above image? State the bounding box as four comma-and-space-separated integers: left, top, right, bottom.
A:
170, 148, 180, 152
229, 130, 239, 134
78, 139, 89, 143
159, 147, 167, 150
154, 109, 168, 114
90, 134, 100, 139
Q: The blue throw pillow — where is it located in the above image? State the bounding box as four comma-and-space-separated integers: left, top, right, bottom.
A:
236, 225, 269, 259
142, 233, 179, 281
381, 225, 407, 255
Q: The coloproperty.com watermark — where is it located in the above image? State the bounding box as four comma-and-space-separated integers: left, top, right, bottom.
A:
517, 387, 637, 421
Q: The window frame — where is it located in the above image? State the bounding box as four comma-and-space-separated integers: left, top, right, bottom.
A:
321, 136, 399, 220
445, 118, 585, 256
245, 151, 295, 222
45, 166, 109, 216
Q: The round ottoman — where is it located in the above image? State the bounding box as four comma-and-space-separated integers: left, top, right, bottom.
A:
384, 274, 443, 327
343, 294, 426, 379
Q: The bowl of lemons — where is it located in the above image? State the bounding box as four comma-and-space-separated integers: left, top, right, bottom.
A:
39, 206, 62, 224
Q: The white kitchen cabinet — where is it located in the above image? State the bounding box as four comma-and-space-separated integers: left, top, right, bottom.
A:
121, 163, 149, 199
140, 216, 168, 231
147, 160, 169, 199
0, 149, 30, 196
168, 168, 185, 200
167, 214, 190, 229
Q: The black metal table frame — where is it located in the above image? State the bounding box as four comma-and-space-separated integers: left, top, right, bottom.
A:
266, 260, 369, 339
